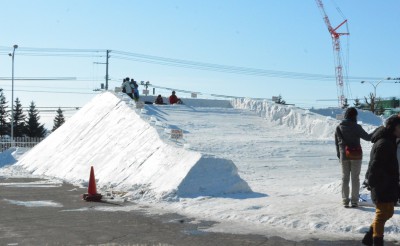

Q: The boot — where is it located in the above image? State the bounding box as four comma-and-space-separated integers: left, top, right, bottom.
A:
361, 226, 373, 246
373, 236, 383, 246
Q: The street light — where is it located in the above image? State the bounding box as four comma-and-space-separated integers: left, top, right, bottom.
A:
361, 80, 382, 98
8, 44, 18, 144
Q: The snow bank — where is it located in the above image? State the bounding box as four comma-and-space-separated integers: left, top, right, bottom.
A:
141, 95, 232, 108
310, 108, 383, 126
231, 98, 377, 139
15, 92, 251, 199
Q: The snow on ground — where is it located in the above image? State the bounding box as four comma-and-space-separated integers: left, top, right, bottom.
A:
1, 92, 397, 241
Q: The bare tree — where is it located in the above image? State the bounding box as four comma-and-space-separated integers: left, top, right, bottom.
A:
364, 93, 383, 115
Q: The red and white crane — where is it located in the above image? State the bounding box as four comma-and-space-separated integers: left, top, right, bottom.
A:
315, 0, 349, 107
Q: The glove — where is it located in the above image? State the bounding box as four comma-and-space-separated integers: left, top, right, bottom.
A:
362, 180, 371, 191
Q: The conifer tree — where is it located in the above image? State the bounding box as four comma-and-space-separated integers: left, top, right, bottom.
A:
341, 98, 349, 109
275, 94, 286, 105
12, 97, 26, 137
0, 89, 10, 136
52, 108, 65, 131
353, 98, 362, 109
25, 101, 46, 138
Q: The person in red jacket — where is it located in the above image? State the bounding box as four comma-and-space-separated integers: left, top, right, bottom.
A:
169, 91, 182, 104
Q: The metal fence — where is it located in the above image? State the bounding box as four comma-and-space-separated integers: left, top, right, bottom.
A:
0, 137, 45, 153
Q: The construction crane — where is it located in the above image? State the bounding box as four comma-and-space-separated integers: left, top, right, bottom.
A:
315, 0, 349, 107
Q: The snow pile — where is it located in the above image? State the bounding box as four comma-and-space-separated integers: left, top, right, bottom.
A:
310, 107, 383, 126
231, 98, 377, 139
15, 92, 251, 199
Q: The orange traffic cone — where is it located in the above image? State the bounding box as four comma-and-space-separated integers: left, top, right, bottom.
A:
83, 166, 102, 202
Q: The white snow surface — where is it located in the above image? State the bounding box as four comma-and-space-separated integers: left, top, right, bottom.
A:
2, 92, 398, 241
14, 92, 251, 200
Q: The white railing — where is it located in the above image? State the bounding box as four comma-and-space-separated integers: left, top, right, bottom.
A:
0, 137, 45, 152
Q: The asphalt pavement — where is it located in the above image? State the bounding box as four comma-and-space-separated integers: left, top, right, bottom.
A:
0, 177, 398, 246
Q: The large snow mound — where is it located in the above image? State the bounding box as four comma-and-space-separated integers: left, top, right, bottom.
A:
15, 92, 251, 199
231, 98, 377, 139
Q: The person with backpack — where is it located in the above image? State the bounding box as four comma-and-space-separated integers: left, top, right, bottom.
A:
361, 115, 400, 246
335, 107, 374, 208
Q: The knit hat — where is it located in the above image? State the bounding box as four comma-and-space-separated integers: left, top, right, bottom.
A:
344, 107, 358, 122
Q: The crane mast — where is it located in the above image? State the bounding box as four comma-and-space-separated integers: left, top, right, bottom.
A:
315, 0, 349, 107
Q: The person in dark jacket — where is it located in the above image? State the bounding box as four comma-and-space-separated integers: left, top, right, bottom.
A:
335, 107, 374, 208
154, 95, 164, 105
361, 115, 400, 246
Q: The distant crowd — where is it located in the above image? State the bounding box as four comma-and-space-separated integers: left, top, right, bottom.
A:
121, 78, 183, 105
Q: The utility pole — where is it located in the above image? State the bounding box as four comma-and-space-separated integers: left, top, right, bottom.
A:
141, 81, 151, 96
8, 44, 18, 144
93, 50, 110, 90
105, 50, 110, 90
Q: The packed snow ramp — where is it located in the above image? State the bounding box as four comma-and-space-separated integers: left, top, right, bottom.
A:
16, 92, 251, 199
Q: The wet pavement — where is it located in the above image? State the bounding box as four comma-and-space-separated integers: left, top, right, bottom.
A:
0, 177, 398, 246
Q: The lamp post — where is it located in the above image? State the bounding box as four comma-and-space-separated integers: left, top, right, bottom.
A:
8, 44, 18, 144
361, 80, 382, 99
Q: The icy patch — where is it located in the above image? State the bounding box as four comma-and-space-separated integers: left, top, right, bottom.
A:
4, 199, 63, 207
0, 179, 63, 188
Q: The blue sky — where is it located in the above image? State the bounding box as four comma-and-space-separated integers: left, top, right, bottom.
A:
0, 1, 399, 126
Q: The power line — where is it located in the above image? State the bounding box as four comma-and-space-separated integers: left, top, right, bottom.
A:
0, 46, 389, 82
1, 89, 99, 95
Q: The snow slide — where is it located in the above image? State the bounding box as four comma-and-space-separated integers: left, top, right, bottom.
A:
15, 92, 251, 199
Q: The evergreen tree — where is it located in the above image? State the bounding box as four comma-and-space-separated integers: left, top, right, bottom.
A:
353, 98, 362, 109
12, 97, 26, 137
275, 94, 286, 105
25, 101, 46, 138
0, 89, 10, 136
341, 98, 349, 109
52, 108, 65, 131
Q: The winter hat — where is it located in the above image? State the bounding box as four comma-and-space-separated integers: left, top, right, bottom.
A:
344, 107, 358, 122
385, 114, 400, 133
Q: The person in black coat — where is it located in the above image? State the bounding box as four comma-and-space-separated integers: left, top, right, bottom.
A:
362, 115, 400, 246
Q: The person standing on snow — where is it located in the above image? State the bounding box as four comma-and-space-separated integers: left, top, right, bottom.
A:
361, 115, 400, 246
335, 107, 374, 208
122, 77, 133, 99
130, 79, 139, 102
